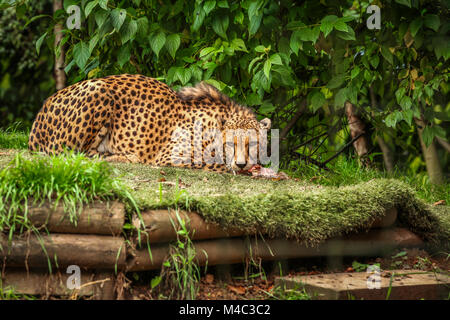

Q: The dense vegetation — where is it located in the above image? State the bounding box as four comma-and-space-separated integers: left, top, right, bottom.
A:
0, 0, 448, 184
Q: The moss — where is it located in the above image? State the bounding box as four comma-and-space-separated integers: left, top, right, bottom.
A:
0, 150, 448, 250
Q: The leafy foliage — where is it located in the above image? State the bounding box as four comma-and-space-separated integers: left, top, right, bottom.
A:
1, 0, 449, 176
0, 2, 54, 128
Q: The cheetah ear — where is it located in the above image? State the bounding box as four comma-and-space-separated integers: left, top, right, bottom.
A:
259, 118, 271, 130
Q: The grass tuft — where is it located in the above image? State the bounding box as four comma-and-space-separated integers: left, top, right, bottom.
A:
0, 151, 137, 241
0, 123, 29, 150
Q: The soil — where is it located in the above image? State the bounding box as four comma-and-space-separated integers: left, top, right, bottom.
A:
123, 248, 450, 300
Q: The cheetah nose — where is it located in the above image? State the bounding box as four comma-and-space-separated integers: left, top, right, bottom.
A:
236, 162, 246, 169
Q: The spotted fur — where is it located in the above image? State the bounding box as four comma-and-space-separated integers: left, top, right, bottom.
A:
28, 74, 271, 172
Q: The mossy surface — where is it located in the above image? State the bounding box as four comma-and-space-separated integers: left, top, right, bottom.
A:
0, 150, 448, 249
112, 160, 449, 249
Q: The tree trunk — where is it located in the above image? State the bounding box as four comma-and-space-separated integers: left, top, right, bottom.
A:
345, 102, 370, 165
53, 0, 66, 90
415, 118, 444, 185
370, 87, 395, 172
376, 136, 395, 173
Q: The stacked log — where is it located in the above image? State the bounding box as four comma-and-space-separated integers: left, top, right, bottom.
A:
0, 201, 125, 299
0, 202, 423, 299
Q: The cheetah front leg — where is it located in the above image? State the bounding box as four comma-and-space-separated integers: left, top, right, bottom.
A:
102, 153, 141, 163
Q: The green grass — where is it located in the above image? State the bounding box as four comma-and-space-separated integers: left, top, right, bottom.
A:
157, 209, 203, 300
288, 157, 449, 204
0, 124, 29, 149
0, 151, 137, 241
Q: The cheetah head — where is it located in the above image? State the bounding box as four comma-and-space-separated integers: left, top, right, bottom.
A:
220, 116, 272, 172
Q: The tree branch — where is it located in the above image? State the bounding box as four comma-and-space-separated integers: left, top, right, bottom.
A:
280, 99, 307, 140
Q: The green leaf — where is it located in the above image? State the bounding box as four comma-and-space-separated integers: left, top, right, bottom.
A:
248, 55, 263, 73
400, 96, 412, 109
410, 18, 423, 37
111, 8, 126, 31
136, 17, 149, 38
121, 19, 138, 44
35, 32, 48, 55
73, 41, 90, 70
370, 55, 380, 68
230, 38, 247, 52
309, 91, 326, 112
351, 66, 360, 79
395, 0, 411, 7
402, 109, 413, 126
165, 34, 181, 59
203, 0, 216, 15
334, 88, 347, 108
99, 0, 108, 10
421, 126, 434, 147
320, 15, 338, 37
263, 59, 271, 79
192, 6, 206, 32
249, 14, 262, 36
176, 68, 192, 85
334, 20, 348, 32
347, 85, 358, 104
381, 46, 393, 64
385, 112, 398, 127
424, 14, 440, 32
246, 92, 262, 106
254, 45, 266, 53
217, 0, 229, 8
89, 34, 99, 53
398, 69, 409, 79
234, 10, 244, 24
269, 53, 282, 65
151, 276, 162, 289
212, 14, 229, 39
327, 74, 345, 89
95, 10, 109, 28
289, 31, 302, 55
200, 47, 216, 58
25, 14, 50, 27
15, 3, 27, 19
64, 60, 75, 74
84, 0, 98, 18
149, 31, 166, 57
336, 26, 356, 41
117, 44, 130, 68
259, 101, 275, 114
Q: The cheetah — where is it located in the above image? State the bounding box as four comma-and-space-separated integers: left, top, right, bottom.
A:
28, 74, 272, 172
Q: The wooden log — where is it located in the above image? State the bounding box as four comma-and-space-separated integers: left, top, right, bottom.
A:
132, 207, 398, 244
0, 268, 116, 299
127, 227, 423, 271
27, 201, 125, 236
132, 210, 244, 243
0, 234, 126, 270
